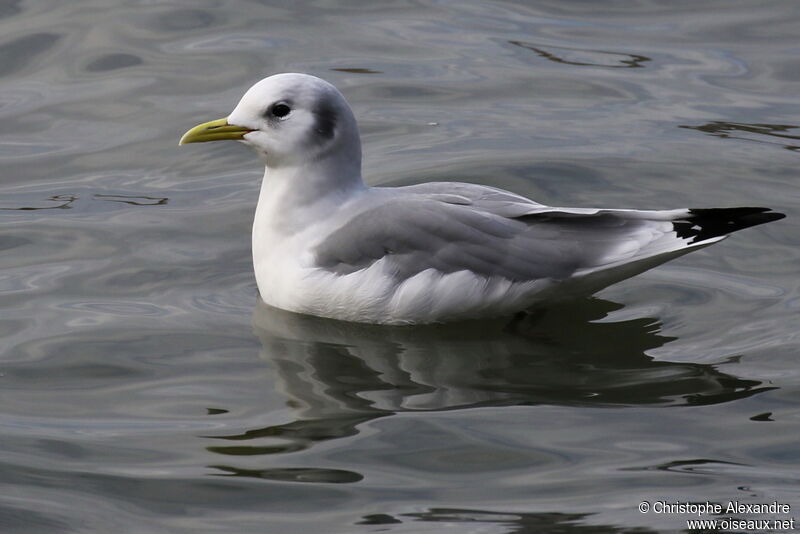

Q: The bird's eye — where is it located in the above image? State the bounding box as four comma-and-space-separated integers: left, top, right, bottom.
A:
270, 102, 291, 118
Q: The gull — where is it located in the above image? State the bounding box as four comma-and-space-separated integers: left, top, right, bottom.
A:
180, 73, 784, 325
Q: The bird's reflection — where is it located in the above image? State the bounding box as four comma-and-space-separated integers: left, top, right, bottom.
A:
207, 298, 772, 470
360, 507, 660, 533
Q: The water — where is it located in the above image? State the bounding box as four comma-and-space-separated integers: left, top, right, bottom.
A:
1, 1, 798, 532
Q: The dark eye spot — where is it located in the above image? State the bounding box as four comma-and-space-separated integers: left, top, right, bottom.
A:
270, 102, 291, 118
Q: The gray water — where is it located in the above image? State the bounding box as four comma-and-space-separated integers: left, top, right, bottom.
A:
1, 1, 798, 532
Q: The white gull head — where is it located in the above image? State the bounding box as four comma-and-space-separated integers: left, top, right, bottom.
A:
229, 73, 361, 172
180, 73, 363, 187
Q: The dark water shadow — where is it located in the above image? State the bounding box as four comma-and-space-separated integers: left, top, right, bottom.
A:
208, 465, 363, 483
509, 40, 650, 69
359, 507, 658, 533
330, 67, 382, 74
85, 53, 143, 72
680, 121, 800, 151
0, 193, 169, 210
0, 194, 76, 211
0, 32, 61, 78
205, 299, 773, 471
622, 457, 746, 476
0, 1, 22, 20
92, 194, 168, 206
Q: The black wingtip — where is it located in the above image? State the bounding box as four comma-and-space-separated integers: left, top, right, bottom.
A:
675, 207, 785, 243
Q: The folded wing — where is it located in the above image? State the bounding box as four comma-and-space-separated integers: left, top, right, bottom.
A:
312, 183, 784, 293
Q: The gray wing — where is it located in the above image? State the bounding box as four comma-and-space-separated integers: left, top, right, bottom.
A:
313, 187, 681, 282
313, 182, 783, 283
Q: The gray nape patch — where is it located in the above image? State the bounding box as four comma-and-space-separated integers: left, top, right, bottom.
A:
313, 94, 338, 140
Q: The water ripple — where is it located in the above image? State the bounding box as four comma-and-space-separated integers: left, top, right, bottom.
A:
680, 121, 800, 151
509, 40, 651, 68
58, 300, 171, 318
164, 33, 291, 53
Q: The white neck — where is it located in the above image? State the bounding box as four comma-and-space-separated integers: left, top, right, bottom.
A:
253, 152, 367, 240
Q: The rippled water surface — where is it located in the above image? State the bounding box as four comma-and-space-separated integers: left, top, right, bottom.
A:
1, 1, 798, 532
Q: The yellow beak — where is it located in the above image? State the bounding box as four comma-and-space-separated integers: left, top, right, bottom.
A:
179, 117, 252, 145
